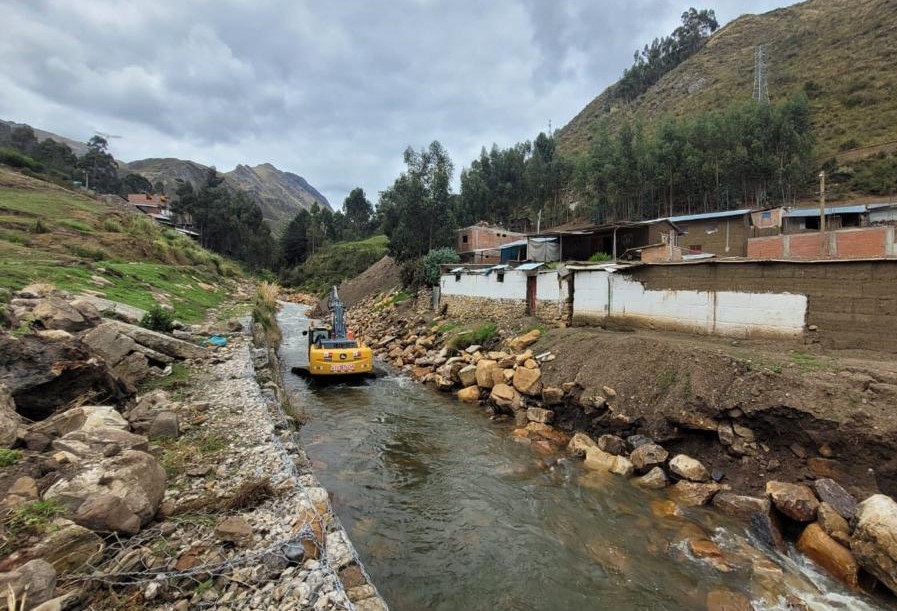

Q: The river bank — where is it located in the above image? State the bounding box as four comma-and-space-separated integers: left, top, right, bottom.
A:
0, 284, 385, 610
347, 287, 897, 605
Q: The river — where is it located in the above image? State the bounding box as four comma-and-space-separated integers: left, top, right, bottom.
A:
277, 302, 885, 611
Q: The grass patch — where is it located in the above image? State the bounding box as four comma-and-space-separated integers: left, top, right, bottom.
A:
283, 234, 388, 295
66, 244, 106, 261
792, 352, 827, 371
140, 362, 189, 393
656, 369, 677, 390
58, 218, 94, 233
0, 448, 21, 467
4, 499, 66, 536
433, 321, 462, 336
155, 432, 228, 478
445, 322, 498, 351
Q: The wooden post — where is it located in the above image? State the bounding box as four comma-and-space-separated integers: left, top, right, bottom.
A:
819, 171, 826, 256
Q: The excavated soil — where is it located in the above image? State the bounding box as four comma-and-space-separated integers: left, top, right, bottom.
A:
535, 326, 897, 499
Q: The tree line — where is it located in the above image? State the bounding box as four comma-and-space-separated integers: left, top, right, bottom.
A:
0, 125, 157, 197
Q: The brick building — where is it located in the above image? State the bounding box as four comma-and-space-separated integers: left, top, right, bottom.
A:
456, 223, 525, 263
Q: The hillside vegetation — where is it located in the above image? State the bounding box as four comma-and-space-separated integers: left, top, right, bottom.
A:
282, 234, 388, 295
0, 168, 239, 322
557, 0, 897, 160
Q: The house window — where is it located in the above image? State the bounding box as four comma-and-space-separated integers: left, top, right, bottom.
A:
462, 235, 468, 243
705, 222, 718, 234
689, 244, 703, 253
761, 211, 772, 220
497, 273, 505, 283
455, 273, 461, 282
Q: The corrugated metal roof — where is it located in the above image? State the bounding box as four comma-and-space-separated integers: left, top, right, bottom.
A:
515, 262, 544, 271
784, 205, 867, 218
448, 267, 466, 273
498, 239, 528, 249
665, 209, 753, 223
529, 236, 558, 243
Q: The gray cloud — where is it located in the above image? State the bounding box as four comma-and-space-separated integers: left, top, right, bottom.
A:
0, 0, 791, 207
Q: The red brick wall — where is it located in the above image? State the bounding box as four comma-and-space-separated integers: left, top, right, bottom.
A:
789, 233, 825, 258
747, 237, 784, 259
836, 228, 887, 258
457, 226, 523, 253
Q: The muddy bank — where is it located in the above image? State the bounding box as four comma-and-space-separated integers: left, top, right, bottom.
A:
348, 287, 897, 600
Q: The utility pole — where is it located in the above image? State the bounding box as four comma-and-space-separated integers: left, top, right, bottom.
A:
819, 170, 827, 256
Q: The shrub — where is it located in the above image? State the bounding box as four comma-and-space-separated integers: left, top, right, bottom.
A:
29, 219, 49, 234
5, 499, 66, 535
141, 304, 175, 333
252, 281, 281, 344
102, 218, 123, 233
589, 252, 613, 262
0, 148, 43, 172
67, 244, 106, 261
0, 448, 21, 467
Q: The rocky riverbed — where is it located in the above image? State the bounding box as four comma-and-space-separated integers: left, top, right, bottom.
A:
0, 284, 386, 610
348, 287, 897, 605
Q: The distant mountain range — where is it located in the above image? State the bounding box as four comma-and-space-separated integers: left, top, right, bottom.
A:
1, 118, 331, 231
120, 158, 332, 229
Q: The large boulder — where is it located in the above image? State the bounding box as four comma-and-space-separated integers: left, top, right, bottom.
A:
630, 443, 669, 473
44, 450, 166, 526
583, 448, 633, 476
0, 559, 57, 608
52, 427, 149, 458
668, 454, 710, 482
567, 433, 598, 457
0, 334, 130, 421
851, 494, 897, 595
812, 478, 858, 521
633, 467, 668, 489
457, 365, 477, 388
766, 481, 819, 522
797, 523, 859, 587
103, 320, 205, 360
489, 384, 523, 411
0, 383, 20, 448
526, 407, 553, 424
512, 367, 542, 397
33, 405, 128, 438
457, 386, 480, 403
668, 481, 721, 506
508, 329, 540, 351
475, 360, 499, 389
30, 521, 104, 573
31, 296, 94, 332
74, 494, 141, 536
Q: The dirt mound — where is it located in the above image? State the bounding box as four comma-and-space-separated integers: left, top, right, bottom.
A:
318, 255, 401, 313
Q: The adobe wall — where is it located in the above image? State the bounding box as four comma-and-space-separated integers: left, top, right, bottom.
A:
678, 216, 750, 256
626, 260, 897, 352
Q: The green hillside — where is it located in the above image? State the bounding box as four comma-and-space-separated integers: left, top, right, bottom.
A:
0, 168, 240, 322
557, 0, 897, 161
282, 234, 388, 295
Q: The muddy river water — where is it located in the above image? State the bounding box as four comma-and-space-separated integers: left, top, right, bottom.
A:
277, 303, 885, 611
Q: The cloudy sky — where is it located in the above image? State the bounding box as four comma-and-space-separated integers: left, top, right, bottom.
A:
0, 0, 790, 208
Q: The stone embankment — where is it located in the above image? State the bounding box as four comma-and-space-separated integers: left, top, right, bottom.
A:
0, 284, 385, 610
350, 288, 897, 602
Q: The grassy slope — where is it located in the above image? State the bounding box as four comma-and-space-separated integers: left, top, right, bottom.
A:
0, 168, 240, 322
286, 234, 388, 295
557, 0, 897, 160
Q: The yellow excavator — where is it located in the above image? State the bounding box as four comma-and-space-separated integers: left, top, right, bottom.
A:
306, 286, 373, 377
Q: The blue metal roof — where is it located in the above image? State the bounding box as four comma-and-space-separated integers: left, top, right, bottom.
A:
784, 205, 867, 218
665, 209, 753, 223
